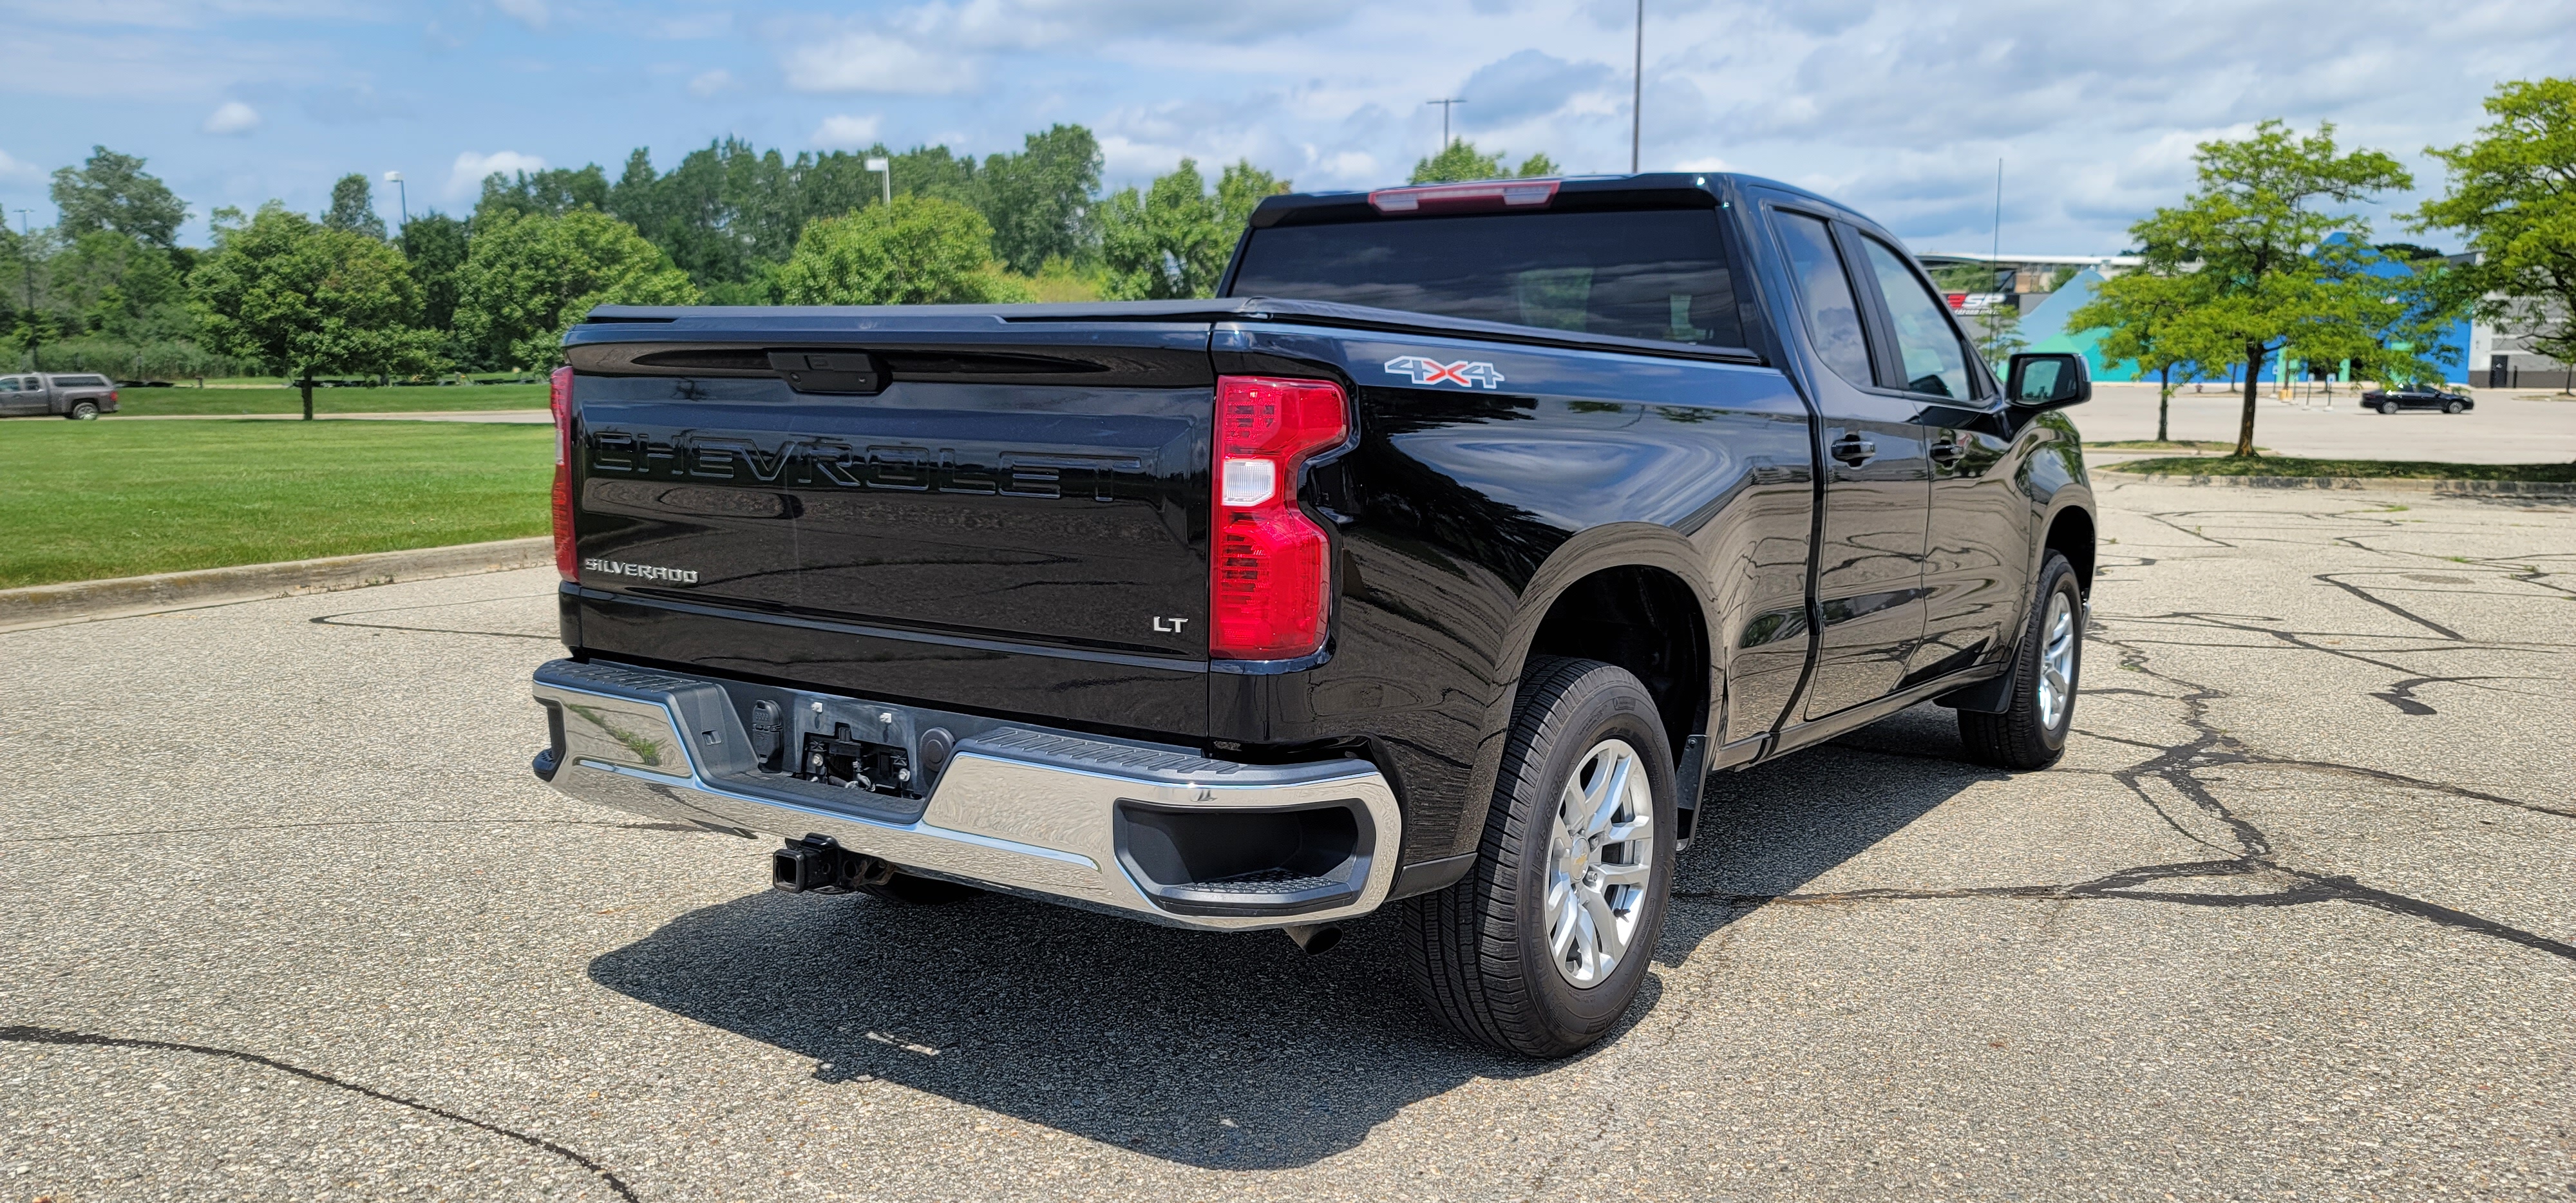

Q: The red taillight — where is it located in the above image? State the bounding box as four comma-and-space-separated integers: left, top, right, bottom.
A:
1210, 375, 1347, 660
1367, 178, 1559, 214
549, 365, 577, 582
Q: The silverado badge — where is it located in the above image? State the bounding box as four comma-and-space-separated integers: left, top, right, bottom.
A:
1384, 356, 1506, 390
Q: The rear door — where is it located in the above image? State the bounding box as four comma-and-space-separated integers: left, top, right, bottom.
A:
1763, 206, 1932, 719
1846, 234, 2023, 685
0, 377, 32, 415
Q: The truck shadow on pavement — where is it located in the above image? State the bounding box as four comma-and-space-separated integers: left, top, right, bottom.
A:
585, 707, 1980, 1171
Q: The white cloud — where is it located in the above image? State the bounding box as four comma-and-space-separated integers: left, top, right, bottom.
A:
779, 30, 974, 94
202, 100, 262, 134
447, 149, 545, 198
0, 148, 39, 182
811, 114, 884, 149
492, 0, 547, 30
687, 68, 734, 98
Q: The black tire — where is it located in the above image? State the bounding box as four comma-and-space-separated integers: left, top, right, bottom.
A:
2444, 401, 2465, 414
861, 871, 979, 905
67, 401, 99, 420
2376, 401, 2396, 413
1959, 552, 2083, 770
1401, 656, 1677, 1058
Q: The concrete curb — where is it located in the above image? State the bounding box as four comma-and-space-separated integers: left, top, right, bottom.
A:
2107, 472, 2575, 497
0, 537, 553, 633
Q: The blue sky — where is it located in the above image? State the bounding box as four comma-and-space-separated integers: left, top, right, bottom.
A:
5, 0, 2571, 255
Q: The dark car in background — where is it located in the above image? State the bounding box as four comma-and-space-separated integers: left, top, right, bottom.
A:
2363, 384, 2473, 414
0, 372, 120, 419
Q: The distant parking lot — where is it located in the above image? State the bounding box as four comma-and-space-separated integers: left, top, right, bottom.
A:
2079, 381, 2576, 463
3, 477, 2570, 1200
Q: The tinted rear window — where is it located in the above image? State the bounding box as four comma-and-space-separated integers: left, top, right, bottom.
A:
1228, 209, 1743, 347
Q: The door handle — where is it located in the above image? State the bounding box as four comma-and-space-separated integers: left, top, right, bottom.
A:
1929, 440, 1965, 467
1830, 432, 1877, 466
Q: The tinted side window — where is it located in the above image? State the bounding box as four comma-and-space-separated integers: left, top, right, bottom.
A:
1859, 238, 1972, 399
1772, 213, 1872, 386
1229, 209, 1744, 347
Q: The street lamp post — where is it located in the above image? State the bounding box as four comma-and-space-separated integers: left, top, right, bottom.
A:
865, 157, 891, 207
384, 171, 408, 230
1631, 0, 1644, 173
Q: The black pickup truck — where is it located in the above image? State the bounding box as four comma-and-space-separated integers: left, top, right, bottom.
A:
529, 173, 2094, 1057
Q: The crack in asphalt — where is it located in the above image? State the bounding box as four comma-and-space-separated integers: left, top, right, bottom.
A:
1677, 504, 2576, 965
0, 1025, 639, 1202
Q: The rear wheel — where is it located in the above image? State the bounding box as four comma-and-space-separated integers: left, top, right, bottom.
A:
67, 401, 99, 420
2376, 401, 2398, 414
1958, 553, 2083, 771
1403, 657, 1676, 1058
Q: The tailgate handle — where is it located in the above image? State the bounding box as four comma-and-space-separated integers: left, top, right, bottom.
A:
768, 350, 886, 395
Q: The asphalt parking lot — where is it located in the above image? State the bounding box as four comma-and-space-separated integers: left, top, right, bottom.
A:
2078, 381, 2576, 463
4, 477, 2571, 1201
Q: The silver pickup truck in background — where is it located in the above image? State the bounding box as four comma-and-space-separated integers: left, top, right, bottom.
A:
1, 372, 121, 419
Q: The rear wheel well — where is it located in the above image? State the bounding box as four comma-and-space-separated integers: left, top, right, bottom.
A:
2045, 507, 2095, 598
1524, 566, 1707, 761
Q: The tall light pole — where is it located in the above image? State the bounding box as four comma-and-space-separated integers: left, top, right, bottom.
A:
383, 171, 408, 230
1426, 99, 1464, 149
866, 157, 891, 207
1631, 0, 1644, 173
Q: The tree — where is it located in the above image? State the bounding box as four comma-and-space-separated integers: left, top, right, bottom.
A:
981, 124, 1104, 274
400, 213, 471, 336
2068, 269, 2225, 441
1409, 140, 1557, 184
453, 209, 698, 370
1969, 302, 2027, 373
2412, 77, 2576, 393
323, 174, 388, 239
1097, 159, 1287, 300
51, 146, 188, 250
2123, 120, 2429, 457
190, 204, 441, 417
775, 196, 1030, 305
473, 165, 612, 226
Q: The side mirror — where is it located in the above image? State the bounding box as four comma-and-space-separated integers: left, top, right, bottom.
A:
2006, 352, 2091, 408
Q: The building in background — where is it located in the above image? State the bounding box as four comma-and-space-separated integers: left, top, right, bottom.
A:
1921, 245, 2483, 386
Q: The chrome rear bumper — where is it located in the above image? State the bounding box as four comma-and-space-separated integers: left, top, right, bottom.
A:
529, 659, 1400, 931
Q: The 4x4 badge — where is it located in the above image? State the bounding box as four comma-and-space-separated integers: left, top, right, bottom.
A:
1385, 355, 1506, 390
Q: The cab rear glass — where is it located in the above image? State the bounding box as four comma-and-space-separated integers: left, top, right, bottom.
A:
1227, 209, 1744, 348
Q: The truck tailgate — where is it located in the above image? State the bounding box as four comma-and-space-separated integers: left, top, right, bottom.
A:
562, 312, 1215, 734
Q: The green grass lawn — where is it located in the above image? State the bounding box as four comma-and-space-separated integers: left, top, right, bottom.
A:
0, 419, 552, 589
2107, 455, 2576, 482
112, 382, 550, 416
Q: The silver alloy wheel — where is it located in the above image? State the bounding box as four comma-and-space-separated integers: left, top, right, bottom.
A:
2036, 590, 2076, 730
1544, 737, 1655, 989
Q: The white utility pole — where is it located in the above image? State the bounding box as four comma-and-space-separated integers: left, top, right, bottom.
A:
384, 171, 408, 229
1631, 0, 1644, 173
866, 157, 891, 206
